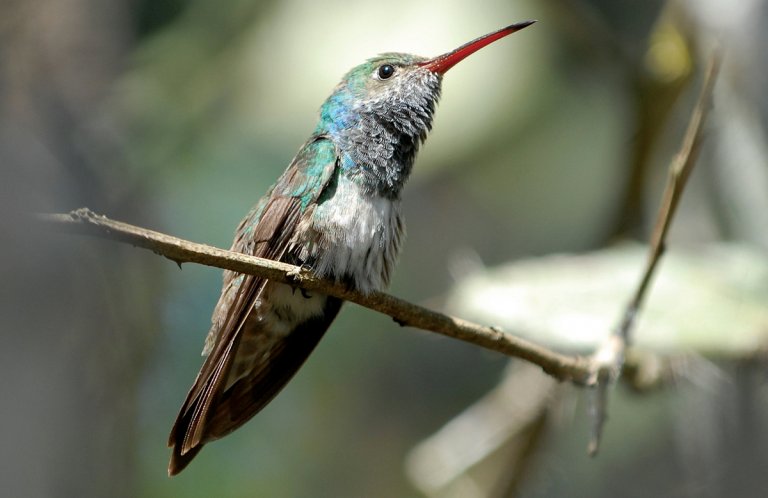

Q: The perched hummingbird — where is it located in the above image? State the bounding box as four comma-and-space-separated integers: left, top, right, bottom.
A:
168, 21, 535, 475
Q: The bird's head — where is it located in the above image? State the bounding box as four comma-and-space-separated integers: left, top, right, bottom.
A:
317, 21, 535, 139
315, 21, 535, 196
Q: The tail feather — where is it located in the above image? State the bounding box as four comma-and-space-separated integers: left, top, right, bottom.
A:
167, 297, 343, 475
168, 437, 203, 476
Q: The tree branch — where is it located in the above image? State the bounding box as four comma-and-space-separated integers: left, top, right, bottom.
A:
619, 53, 721, 342
41, 208, 592, 383
38, 51, 721, 460
587, 52, 721, 455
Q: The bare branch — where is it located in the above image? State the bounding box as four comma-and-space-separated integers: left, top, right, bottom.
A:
619, 53, 722, 340
588, 53, 722, 455
39, 53, 721, 461
40, 208, 592, 383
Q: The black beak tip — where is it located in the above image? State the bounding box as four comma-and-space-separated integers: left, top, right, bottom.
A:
512, 20, 537, 31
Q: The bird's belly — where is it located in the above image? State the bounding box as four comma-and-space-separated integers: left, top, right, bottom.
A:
293, 177, 403, 293
257, 282, 328, 333
224, 280, 328, 386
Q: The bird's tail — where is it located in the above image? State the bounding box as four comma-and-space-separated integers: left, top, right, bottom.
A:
167, 296, 344, 476
168, 440, 203, 476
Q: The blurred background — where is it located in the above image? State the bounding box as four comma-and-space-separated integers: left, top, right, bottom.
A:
1, 0, 767, 496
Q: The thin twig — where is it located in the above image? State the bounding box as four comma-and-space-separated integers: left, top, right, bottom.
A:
40, 208, 591, 383
587, 53, 722, 455
619, 54, 721, 341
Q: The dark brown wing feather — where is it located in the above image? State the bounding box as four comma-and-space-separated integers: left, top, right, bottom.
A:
204, 296, 342, 439
168, 138, 338, 476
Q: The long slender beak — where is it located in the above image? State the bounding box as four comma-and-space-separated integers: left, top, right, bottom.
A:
420, 21, 536, 74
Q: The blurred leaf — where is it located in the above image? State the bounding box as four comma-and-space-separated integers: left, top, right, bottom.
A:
447, 244, 768, 354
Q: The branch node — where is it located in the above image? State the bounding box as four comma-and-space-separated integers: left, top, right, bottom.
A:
71, 207, 101, 222
167, 257, 184, 270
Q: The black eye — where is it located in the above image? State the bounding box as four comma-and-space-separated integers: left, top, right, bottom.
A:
377, 64, 395, 80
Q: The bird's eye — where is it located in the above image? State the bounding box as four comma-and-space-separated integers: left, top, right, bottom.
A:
377, 64, 395, 80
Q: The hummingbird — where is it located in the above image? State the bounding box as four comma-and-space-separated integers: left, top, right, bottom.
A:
168, 21, 535, 475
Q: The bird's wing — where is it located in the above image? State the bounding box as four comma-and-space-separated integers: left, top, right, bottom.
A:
168, 137, 338, 474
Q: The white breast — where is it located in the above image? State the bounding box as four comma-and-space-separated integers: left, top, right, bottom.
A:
293, 176, 403, 293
